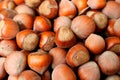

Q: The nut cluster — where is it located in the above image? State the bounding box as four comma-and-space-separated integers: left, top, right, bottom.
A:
0, 0, 120, 80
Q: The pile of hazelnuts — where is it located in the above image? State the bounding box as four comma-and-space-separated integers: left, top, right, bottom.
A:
0, 0, 119, 80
